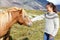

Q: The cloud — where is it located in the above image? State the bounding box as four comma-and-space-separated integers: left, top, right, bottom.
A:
47, 0, 60, 5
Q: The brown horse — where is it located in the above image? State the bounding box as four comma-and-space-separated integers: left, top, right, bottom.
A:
0, 7, 32, 40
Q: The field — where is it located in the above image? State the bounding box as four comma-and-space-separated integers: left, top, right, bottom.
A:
9, 10, 60, 40
0, 8, 60, 40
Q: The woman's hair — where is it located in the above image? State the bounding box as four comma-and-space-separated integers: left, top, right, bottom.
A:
46, 2, 57, 13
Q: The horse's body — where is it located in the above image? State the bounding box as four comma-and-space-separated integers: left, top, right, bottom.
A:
0, 7, 32, 40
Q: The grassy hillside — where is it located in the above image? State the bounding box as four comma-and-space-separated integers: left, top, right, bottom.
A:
9, 10, 60, 40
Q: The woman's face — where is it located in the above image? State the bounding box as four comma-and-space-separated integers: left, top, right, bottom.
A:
46, 5, 53, 12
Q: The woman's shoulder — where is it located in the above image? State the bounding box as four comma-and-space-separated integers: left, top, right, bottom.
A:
53, 13, 59, 19
54, 13, 59, 17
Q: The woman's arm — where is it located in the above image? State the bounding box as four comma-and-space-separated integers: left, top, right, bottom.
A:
31, 14, 45, 22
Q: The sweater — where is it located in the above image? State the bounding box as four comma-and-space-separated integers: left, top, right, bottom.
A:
31, 12, 59, 37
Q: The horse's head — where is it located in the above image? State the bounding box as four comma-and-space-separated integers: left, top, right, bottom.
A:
17, 9, 32, 26
7, 7, 32, 26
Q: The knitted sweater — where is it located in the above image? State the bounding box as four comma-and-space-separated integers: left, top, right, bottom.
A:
31, 12, 59, 37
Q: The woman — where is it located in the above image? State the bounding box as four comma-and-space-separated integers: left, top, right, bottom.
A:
31, 2, 59, 40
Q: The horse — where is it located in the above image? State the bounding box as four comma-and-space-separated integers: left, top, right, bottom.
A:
0, 7, 32, 40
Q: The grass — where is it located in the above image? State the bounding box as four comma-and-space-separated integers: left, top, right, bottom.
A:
10, 10, 60, 40
0, 8, 60, 40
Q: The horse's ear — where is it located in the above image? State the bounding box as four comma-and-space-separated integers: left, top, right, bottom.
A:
17, 9, 22, 14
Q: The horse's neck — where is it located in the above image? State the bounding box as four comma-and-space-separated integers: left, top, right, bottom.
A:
0, 11, 12, 27
0, 11, 18, 37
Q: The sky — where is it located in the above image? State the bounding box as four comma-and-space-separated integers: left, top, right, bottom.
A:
47, 0, 60, 5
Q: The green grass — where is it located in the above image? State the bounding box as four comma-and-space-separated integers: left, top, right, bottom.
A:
9, 10, 60, 40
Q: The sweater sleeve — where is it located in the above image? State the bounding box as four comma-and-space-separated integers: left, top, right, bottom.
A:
51, 15, 59, 37
31, 14, 45, 22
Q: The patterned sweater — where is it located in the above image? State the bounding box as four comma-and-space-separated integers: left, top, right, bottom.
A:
31, 12, 59, 37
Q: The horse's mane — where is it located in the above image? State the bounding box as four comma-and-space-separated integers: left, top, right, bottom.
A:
0, 10, 12, 27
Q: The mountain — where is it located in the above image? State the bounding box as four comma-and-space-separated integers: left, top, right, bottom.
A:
35, 0, 48, 7
56, 5, 60, 11
0, 0, 60, 11
0, 0, 45, 10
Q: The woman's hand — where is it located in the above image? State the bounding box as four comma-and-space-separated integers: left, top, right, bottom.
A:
49, 34, 54, 39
